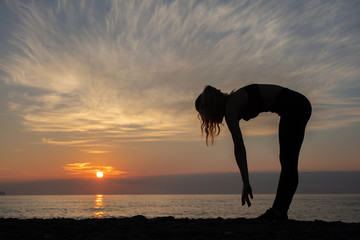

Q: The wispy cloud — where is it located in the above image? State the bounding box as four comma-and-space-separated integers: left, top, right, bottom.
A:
80, 150, 110, 154
63, 162, 125, 176
42, 138, 92, 146
0, 0, 359, 147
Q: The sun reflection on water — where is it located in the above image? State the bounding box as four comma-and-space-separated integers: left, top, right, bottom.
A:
94, 194, 106, 218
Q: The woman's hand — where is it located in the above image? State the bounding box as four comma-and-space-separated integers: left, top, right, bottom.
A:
242, 183, 253, 207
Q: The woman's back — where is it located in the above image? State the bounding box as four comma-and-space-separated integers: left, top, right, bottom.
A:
257, 84, 284, 110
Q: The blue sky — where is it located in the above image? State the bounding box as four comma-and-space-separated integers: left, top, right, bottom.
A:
0, 0, 359, 184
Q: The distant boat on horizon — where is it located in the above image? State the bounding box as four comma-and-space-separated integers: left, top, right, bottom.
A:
0, 191, 5, 196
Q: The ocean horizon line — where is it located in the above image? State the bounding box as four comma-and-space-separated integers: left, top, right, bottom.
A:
1, 193, 360, 197
1, 171, 359, 195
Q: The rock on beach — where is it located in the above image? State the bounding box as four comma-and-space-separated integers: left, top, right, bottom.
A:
1, 216, 359, 240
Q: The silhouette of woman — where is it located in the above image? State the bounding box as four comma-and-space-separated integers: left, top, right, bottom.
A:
195, 84, 311, 220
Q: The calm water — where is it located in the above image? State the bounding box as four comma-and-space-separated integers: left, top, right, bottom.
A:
0, 194, 359, 223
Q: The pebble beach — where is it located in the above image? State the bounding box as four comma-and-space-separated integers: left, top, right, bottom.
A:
1, 216, 359, 240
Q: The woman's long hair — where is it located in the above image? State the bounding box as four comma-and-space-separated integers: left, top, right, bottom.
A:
195, 86, 227, 145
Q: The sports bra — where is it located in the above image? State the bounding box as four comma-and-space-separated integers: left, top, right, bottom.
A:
240, 84, 266, 121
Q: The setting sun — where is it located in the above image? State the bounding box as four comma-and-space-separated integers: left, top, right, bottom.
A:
96, 172, 104, 178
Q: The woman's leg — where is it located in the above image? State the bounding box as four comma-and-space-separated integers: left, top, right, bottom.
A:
272, 94, 312, 214
272, 116, 305, 212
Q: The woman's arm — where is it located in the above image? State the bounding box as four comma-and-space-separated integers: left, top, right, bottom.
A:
227, 118, 249, 184
225, 115, 253, 207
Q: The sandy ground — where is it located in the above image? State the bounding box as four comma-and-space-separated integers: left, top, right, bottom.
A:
1, 216, 359, 240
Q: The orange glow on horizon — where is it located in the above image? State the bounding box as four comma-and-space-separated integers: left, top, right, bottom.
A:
63, 162, 126, 177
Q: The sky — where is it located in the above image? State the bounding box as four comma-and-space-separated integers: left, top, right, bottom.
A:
0, 0, 359, 193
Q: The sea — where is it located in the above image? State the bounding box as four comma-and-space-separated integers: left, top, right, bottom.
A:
0, 194, 359, 223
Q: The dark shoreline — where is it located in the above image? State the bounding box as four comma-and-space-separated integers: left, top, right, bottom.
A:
1, 216, 359, 240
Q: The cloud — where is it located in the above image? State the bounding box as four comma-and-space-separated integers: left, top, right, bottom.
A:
63, 162, 125, 176
42, 138, 93, 146
0, 0, 359, 148
80, 150, 110, 154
